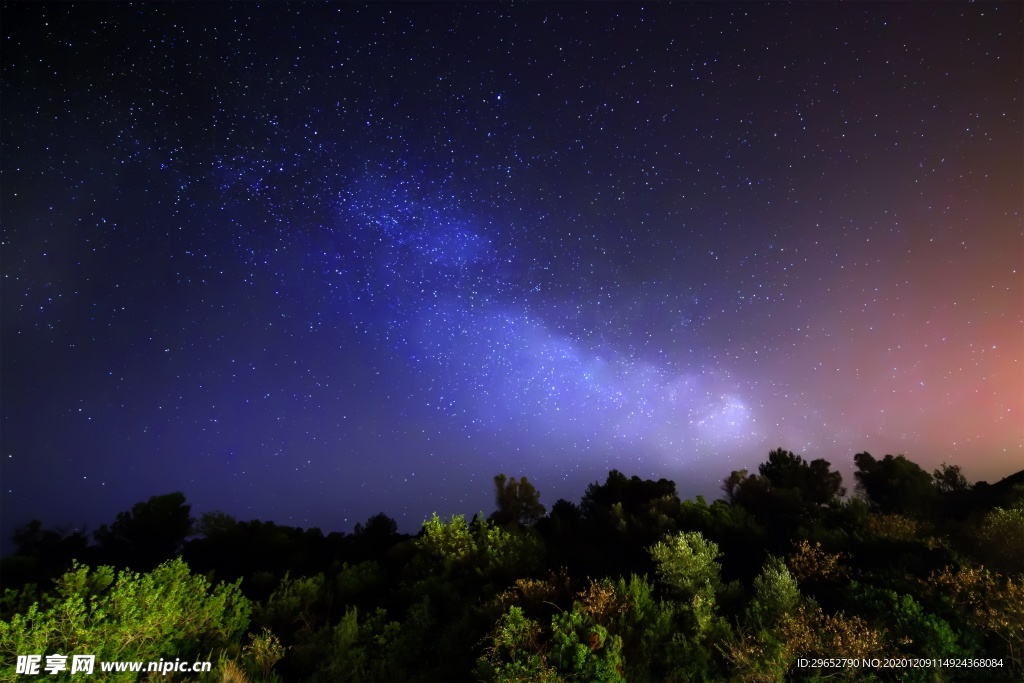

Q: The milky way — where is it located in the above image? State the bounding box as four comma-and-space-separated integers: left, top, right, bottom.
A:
322, 169, 754, 458
2, 3, 1020, 541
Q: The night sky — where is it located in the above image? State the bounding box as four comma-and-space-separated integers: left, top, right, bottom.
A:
2, 3, 1021, 544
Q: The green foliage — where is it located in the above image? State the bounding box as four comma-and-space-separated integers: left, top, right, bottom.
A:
613, 575, 676, 681
243, 627, 286, 680
747, 556, 801, 629
479, 601, 626, 683
420, 513, 476, 566
334, 561, 381, 604
398, 513, 546, 680
316, 606, 405, 682
581, 471, 679, 524
650, 531, 722, 600
550, 605, 626, 682
7, 457, 1022, 683
416, 512, 543, 581
0, 558, 249, 682
482, 580, 682, 683
477, 517, 544, 579
976, 504, 1024, 575
647, 532, 733, 680
256, 572, 328, 639
848, 582, 968, 666
476, 606, 562, 682
927, 565, 1024, 676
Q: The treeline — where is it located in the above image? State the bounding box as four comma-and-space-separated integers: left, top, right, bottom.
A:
1, 449, 1022, 682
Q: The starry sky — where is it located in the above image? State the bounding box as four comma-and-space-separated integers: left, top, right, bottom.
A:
2, 3, 1021, 544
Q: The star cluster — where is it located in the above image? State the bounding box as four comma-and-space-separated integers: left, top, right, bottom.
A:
2, 3, 1020, 540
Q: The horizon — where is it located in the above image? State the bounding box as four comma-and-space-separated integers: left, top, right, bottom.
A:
5, 451, 1022, 557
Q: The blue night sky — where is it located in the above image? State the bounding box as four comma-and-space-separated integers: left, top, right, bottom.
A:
2, 3, 1021, 543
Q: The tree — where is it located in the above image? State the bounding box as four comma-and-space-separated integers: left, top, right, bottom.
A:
847, 582, 971, 665
932, 463, 975, 520
805, 458, 847, 505
581, 470, 678, 520
256, 572, 329, 642
414, 512, 542, 582
542, 499, 583, 538
648, 532, 733, 680
419, 513, 476, 567
4, 520, 89, 590
614, 574, 677, 681
853, 452, 936, 517
549, 602, 626, 682
976, 503, 1024, 575
758, 449, 806, 490
352, 512, 400, 559
746, 556, 801, 630
725, 556, 802, 682
492, 474, 546, 528
243, 627, 286, 680
476, 606, 562, 683
354, 512, 398, 538
94, 492, 193, 569
722, 470, 748, 504
649, 531, 722, 601
786, 540, 847, 587
758, 448, 845, 506
318, 606, 408, 682
721, 469, 772, 511
580, 470, 682, 559
0, 558, 250, 677
928, 565, 1024, 676
195, 510, 238, 538
777, 605, 886, 677
933, 463, 970, 494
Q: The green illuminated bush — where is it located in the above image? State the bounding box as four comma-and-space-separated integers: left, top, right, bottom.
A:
0, 558, 250, 682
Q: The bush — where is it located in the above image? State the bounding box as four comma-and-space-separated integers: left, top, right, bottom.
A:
0, 558, 250, 682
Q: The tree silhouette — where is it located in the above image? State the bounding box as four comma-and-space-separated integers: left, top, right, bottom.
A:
580, 470, 678, 520
576, 470, 683, 576
722, 469, 748, 504
853, 452, 936, 517
758, 448, 845, 506
12, 519, 88, 560
3, 520, 90, 589
491, 474, 546, 528
352, 512, 401, 560
721, 469, 773, 512
196, 510, 239, 538
94, 492, 193, 569
933, 462, 970, 494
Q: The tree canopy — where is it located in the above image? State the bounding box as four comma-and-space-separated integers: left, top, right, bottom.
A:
853, 452, 937, 516
3, 451, 1022, 682
491, 474, 546, 528
93, 492, 193, 570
